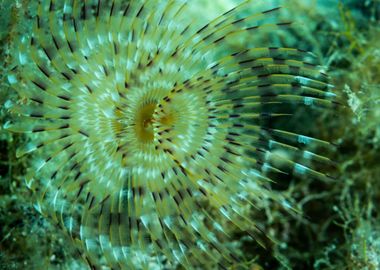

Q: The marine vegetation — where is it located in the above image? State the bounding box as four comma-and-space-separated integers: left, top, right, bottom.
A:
0, 0, 343, 269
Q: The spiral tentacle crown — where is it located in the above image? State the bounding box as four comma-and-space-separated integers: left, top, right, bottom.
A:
6, 0, 336, 269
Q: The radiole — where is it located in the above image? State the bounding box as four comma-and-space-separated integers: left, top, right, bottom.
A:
5, 0, 336, 269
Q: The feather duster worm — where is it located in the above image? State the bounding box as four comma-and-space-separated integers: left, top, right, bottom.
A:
5, 0, 336, 269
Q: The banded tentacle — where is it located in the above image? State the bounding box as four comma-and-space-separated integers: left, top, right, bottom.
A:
5, 0, 336, 269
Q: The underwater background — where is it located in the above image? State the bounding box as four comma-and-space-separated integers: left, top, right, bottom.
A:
0, 0, 379, 269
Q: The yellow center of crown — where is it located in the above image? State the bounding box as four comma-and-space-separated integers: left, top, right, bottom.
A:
135, 102, 157, 143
